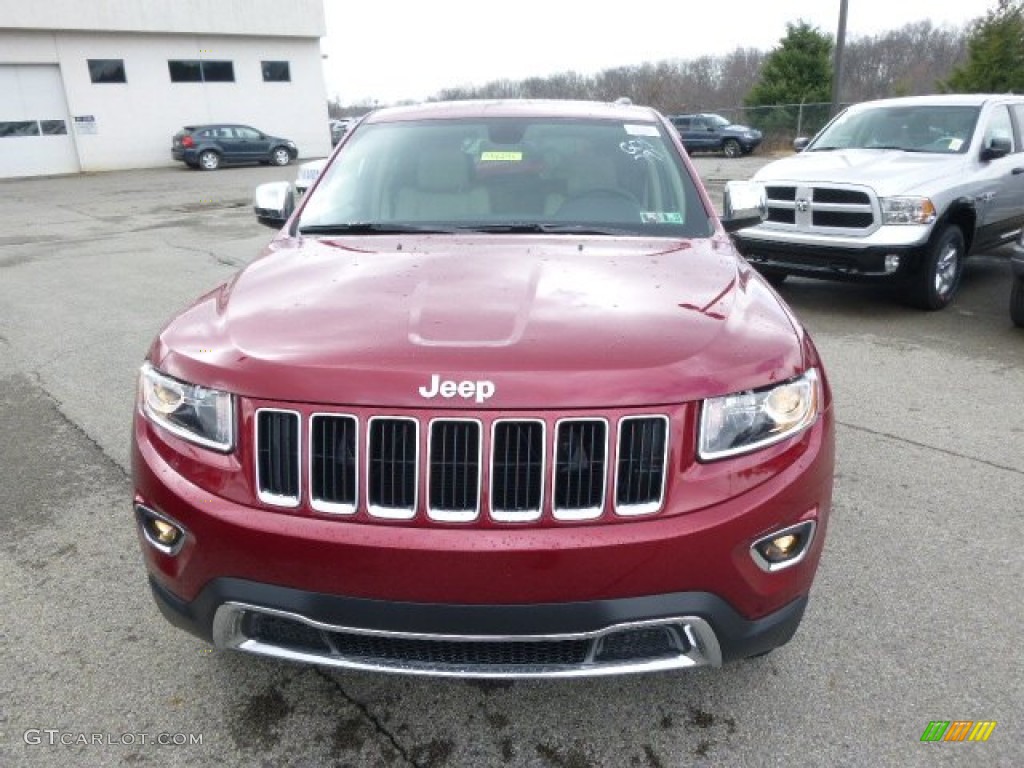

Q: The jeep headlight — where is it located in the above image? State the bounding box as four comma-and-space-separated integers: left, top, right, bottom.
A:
699, 369, 820, 460
880, 196, 936, 225
139, 362, 234, 451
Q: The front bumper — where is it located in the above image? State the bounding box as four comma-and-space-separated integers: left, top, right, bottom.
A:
733, 232, 926, 280
150, 576, 808, 676
132, 395, 833, 676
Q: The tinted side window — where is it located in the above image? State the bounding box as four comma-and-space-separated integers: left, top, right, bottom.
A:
234, 127, 261, 140
984, 105, 1015, 152
1011, 104, 1024, 148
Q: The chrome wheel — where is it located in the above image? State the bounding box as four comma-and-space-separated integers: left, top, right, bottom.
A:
933, 240, 960, 300
199, 150, 220, 171
723, 139, 742, 158
905, 225, 964, 310
271, 147, 291, 166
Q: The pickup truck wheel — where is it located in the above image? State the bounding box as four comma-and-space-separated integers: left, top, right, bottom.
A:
1011, 274, 1024, 327
722, 139, 742, 158
905, 225, 964, 310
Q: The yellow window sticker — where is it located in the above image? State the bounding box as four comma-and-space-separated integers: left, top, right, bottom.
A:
480, 151, 523, 162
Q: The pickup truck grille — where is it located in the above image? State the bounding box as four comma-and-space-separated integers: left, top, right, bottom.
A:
255, 409, 669, 523
764, 184, 875, 232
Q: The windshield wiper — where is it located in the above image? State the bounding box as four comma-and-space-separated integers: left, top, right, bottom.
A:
298, 222, 460, 235
456, 223, 639, 236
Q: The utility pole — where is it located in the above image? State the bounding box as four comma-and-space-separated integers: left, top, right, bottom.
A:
831, 0, 849, 117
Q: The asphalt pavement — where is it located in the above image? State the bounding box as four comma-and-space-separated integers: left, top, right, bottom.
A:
0, 157, 1021, 767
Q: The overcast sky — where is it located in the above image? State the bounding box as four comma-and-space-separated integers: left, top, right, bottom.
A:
321, 0, 993, 106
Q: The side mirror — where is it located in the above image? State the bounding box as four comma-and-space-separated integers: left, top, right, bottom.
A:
793, 137, 810, 152
721, 180, 767, 233
981, 135, 1012, 161
254, 181, 295, 229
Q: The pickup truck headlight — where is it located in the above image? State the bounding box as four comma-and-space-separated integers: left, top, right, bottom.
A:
880, 196, 936, 225
699, 370, 820, 460
139, 363, 234, 451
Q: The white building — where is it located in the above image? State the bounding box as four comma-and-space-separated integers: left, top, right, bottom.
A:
0, 0, 330, 178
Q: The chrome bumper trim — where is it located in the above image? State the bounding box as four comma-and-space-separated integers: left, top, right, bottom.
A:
212, 602, 723, 678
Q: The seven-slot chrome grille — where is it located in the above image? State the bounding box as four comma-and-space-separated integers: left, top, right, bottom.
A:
256, 410, 669, 523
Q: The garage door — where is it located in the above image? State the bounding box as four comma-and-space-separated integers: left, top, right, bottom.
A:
0, 64, 80, 178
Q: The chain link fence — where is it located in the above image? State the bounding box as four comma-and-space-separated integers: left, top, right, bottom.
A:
709, 102, 856, 151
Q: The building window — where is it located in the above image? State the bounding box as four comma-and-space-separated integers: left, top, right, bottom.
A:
88, 59, 126, 83
168, 60, 234, 83
40, 120, 68, 135
262, 60, 291, 82
202, 60, 235, 82
0, 121, 41, 138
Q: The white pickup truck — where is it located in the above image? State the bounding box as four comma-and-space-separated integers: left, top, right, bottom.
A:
730, 94, 1024, 310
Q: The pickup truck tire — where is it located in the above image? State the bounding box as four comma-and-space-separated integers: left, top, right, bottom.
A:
905, 225, 964, 310
1011, 274, 1024, 327
722, 139, 742, 158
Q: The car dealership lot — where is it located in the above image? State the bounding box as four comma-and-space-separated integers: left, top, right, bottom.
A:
0, 160, 1021, 767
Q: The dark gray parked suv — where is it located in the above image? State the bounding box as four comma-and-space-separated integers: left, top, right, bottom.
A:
669, 114, 763, 157
172, 124, 297, 171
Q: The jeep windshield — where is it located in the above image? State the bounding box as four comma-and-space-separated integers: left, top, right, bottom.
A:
807, 105, 980, 154
297, 117, 713, 238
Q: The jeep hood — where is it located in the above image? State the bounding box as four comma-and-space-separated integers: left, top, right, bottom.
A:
753, 149, 967, 197
151, 235, 805, 409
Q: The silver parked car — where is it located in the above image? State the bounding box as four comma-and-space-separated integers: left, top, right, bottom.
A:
730, 94, 1024, 309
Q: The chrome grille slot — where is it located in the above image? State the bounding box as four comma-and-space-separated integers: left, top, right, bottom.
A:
490, 420, 545, 522
310, 414, 358, 514
428, 419, 481, 522
256, 409, 301, 507
553, 419, 607, 520
367, 417, 418, 519
615, 416, 668, 515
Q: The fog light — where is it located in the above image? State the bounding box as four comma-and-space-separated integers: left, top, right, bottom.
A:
151, 518, 180, 545
751, 521, 816, 572
136, 504, 186, 555
884, 254, 901, 274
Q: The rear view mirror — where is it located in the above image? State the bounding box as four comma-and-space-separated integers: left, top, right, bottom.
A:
793, 137, 810, 152
981, 135, 1012, 161
254, 181, 295, 229
721, 181, 767, 233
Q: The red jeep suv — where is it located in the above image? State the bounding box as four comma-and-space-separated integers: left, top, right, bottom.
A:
133, 99, 835, 677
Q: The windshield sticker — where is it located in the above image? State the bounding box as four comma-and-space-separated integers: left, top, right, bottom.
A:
480, 150, 523, 162
624, 124, 659, 137
949, 138, 964, 151
641, 212, 684, 224
619, 139, 666, 163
